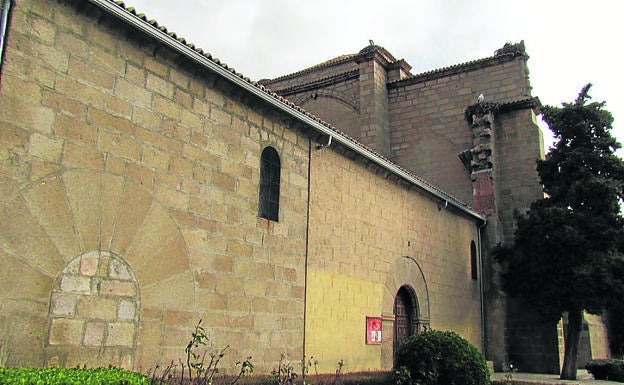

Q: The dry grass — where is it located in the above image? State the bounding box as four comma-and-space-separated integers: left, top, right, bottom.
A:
210, 371, 393, 385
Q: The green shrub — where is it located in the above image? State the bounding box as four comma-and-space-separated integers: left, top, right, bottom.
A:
586, 359, 624, 382
0, 366, 148, 385
392, 330, 490, 385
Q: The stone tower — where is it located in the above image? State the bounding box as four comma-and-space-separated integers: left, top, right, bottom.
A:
261, 41, 561, 372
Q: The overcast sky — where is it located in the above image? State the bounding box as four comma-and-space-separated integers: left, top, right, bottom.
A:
124, 0, 623, 155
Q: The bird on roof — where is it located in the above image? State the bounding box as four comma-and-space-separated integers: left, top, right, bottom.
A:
477, 93, 485, 103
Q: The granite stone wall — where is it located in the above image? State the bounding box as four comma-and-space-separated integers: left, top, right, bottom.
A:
0, 0, 308, 371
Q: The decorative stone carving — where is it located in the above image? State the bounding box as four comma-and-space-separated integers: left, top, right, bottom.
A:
464, 102, 500, 126
460, 102, 499, 177
494, 41, 527, 57
461, 101, 499, 214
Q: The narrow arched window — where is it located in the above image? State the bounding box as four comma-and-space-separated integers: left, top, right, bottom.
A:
258, 146, 280, 221
470, 241, 478, 280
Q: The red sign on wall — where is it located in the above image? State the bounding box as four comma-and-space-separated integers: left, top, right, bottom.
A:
366, 316, 382, 345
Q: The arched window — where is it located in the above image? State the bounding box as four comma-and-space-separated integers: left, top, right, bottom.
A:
470, 241, 478, 280
258, 146, 280, 221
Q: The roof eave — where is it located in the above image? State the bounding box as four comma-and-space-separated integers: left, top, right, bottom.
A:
86, 0, 486, 224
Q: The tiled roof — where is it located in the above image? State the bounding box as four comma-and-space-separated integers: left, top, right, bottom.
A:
260, 43, 401, 85
87, 0, 486, 221
264, 41, 526, 88
110, 1, 251, 81
103, 1, 349, 137
259, 54, 358, 84
390, 42, 527, 88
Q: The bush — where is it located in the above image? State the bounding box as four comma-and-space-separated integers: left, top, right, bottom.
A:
392, 330, 490, 385
0, 366, 148, 385
586, 359, 624, 382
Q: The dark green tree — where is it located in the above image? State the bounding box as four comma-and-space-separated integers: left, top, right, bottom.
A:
495, 84, 624, 380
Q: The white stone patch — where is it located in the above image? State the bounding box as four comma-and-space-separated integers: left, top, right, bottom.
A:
60, 275, 90, 293
51, 294, 78, 316
109, 258, 132, 280
48, 251, 140, 363
117, 299, 136, 320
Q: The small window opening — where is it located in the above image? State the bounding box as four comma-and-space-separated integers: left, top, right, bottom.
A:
258, 146, 280, 221
470, 241, 478, 280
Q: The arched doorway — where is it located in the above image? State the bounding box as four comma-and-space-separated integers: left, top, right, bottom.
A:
394, 285, 418, 353
382, 257, 430, 369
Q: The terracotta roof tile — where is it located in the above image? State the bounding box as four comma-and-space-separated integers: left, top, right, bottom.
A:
260, 54, 358, 84
389, 42, 527, 87
89, 0, 483, 217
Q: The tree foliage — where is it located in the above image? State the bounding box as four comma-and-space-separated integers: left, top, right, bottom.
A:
494, 84, 624, 378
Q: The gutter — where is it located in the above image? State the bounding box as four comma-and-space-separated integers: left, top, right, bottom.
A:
87, 0, 486, 224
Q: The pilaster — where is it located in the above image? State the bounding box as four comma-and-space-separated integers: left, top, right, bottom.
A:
355, 46, 392, 157
461, 102, 500, 214
462, 101, 507, 369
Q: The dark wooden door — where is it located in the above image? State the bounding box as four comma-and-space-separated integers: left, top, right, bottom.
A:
394, 289, 412, 352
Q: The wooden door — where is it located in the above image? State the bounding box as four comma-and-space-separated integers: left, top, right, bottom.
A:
394, 288, 412, 352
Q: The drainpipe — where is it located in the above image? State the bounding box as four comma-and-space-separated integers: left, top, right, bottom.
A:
302, 138, 312, 370
478, 218, 488, 355
316, 135, 332, 150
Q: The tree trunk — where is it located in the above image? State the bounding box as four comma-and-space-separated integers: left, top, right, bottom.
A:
560, 309, 583, 380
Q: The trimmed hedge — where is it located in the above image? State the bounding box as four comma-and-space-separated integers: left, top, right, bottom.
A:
393, 330, 490, 385
0, 366, 149, 385
586, 359, 624, 382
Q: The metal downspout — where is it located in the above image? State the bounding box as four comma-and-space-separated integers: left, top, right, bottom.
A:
302, 139, 312, 368
478, 218, 488, 355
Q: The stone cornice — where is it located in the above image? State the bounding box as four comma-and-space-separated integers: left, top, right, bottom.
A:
259, 54, 357, 84
354, 45, 397, 68
464, 97, 541, 124
266, 70, 359, 97
465, 102, 501, 125
388, 59, 412, 74
388, 45, 528, 90
499, 97, 542, 114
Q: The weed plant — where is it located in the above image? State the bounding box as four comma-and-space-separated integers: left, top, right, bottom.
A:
148, 319, 253, 385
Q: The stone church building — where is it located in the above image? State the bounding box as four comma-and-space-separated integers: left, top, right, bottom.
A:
0, 0, 609, 375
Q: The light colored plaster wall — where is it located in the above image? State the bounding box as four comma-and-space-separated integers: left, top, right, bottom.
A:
306, 147, 482, 372
0, 0, 308, 372
585, 313, 611, 361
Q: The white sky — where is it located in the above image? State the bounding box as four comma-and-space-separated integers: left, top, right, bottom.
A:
124, 0, 623, 156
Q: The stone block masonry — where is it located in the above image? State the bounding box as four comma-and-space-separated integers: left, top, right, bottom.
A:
46, 251, 138, 367
306, 146, 482, 372
0, 0, 308, 371
0, 0, 503, 375
260, 41, 557, 372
